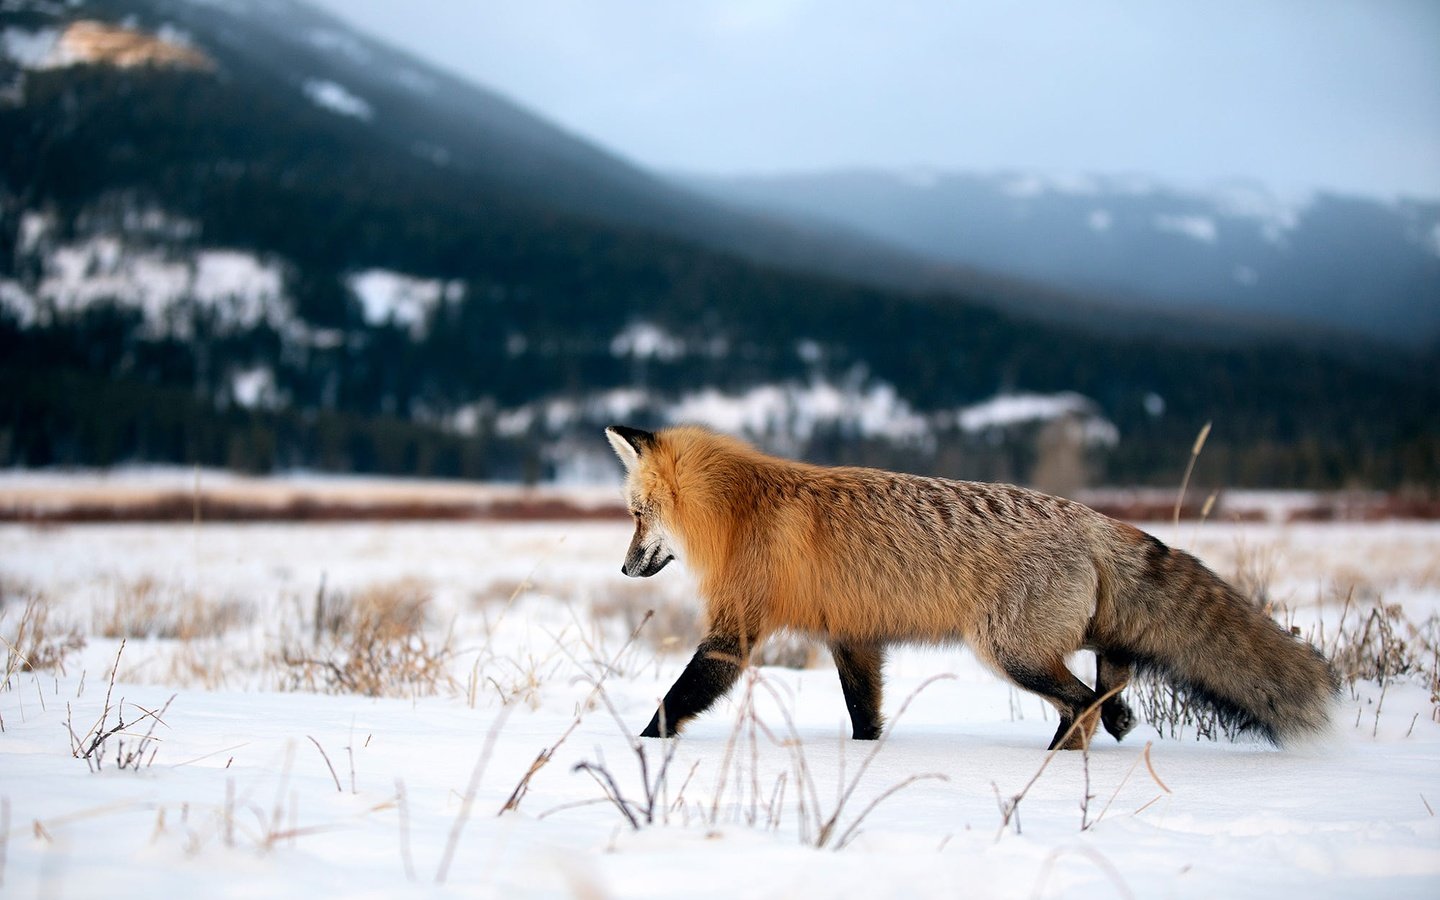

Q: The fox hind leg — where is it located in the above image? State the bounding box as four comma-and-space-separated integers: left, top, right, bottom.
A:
830, 640, 885, 740
1095, 650, 1137, 741
1001, 657, 1101, 751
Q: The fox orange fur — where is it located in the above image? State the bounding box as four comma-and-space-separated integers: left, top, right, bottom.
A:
605, 425, 1337, 750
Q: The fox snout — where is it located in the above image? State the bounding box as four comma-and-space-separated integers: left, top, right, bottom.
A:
622, 550, 676, 578
621, 543, 674, 577
620, 518, 675, 577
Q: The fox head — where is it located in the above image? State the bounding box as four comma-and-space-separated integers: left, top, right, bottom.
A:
606, 425, 678, 578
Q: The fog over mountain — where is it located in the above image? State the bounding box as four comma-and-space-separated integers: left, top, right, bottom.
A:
311, 0, 1440, 201
684, 170, 1440, 344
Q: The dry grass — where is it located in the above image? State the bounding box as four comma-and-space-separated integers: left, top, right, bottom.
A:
279, 578, 458, 698
590, 580, 700, 657
93, 576, 253, 640
2, 595, 86, 682
560, 666, 952, 850
589, 582, 820, 669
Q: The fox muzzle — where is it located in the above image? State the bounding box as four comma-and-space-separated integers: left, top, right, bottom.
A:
621, 548, 674, 578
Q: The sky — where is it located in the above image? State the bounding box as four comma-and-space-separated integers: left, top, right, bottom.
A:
307, 0, 1440, 199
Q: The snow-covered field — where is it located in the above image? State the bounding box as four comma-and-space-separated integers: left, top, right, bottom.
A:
2, 498, 1438, 897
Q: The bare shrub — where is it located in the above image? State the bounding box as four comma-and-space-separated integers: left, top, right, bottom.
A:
1330, 602, 1439, 686
280, 578, 457, 697
64, 641, 175, 772
1128, 671, 1243, 743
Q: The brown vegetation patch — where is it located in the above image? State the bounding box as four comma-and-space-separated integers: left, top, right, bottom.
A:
2, 493, 627, 523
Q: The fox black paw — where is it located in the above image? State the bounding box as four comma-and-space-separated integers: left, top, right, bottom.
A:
1102, 702, 1136, 740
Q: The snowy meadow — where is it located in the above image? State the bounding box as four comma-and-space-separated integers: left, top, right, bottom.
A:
1, 479, 1438, 898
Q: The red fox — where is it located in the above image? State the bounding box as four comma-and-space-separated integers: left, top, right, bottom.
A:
606, 424, 1338, 750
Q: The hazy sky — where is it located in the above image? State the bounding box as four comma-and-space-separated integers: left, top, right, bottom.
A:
309, 0, 1440, 198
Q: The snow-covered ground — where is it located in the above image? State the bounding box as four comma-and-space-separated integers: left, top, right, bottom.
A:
2, 504, 1437, 897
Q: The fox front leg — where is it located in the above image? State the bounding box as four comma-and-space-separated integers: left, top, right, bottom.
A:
641, 633, 749, 738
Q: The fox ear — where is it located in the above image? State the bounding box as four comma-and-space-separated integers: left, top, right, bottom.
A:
605, 425, 655, 473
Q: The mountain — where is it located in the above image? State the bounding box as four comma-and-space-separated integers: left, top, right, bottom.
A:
684, 170, 1440, 345
2, 0, 1437, 489
0, 0, 974, 293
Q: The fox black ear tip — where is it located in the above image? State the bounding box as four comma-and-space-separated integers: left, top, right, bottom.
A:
607, 425, 656, 445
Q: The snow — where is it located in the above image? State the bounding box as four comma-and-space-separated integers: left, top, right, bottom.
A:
1001, 173, 1046, 199
956, 392, 1118, 446
0, 26, 60, 69
795, 338, 824, 364
302, 78, 373, 121
16, 211, 54, 254
997, 172, 1100, 198
1153, 214, 1219, 244
668, 379, 931, 446
610, 322, 685, 361
1, 505, 1437, 897
229, 365, 280, 409
348, 269, 461, 337
0, 279, 35, 326
1211, 182, 1307, 239
11, 238, 289, 338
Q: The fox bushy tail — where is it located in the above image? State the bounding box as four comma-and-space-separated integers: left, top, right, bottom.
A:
1098, 531, 1339, 744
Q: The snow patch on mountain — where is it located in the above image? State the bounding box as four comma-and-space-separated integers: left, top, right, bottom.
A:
0, 27, 60, 69
302, 78, 372, 120
230, 364, 283, 409
1153, 213, 1218, 244
669, 379, 931, 447
3, 233, 289, 338
347, 269, 461, 337
998, 172, 1102, 198
610, 322, 685, 361
956, 392, 1118, 445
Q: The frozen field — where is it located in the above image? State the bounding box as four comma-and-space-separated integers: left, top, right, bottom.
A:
2, 503, 1438, 897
